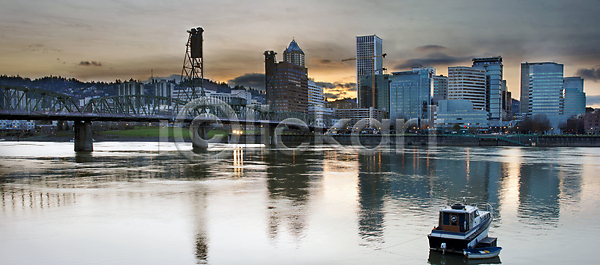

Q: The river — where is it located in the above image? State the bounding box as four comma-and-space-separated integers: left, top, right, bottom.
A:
1, 141, 599, 264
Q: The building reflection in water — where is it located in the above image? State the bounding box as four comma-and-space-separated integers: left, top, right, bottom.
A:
1, 185, 77, 212
0, 143, 590, 262
265, 151, 322, 242
357, 151, 389, 247
193, 187, 209, 264
353, 146, 586, 249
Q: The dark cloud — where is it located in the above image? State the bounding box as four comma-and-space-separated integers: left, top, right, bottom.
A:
320, 59, 332, 64
575, 67, 600, 82
394, 52, 472, 70
415, 45, 447, 53
315, 81, 355, 90
23, 44, 61, 53
79, 61, 102, 67
228, 73, 265, 90
586, 95, 600, 106
323, 93, 340, 99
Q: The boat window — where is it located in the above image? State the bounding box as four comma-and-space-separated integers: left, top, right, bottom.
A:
459, 214, 466, 232
475, 210, 479, 217
442, 213, 450, 225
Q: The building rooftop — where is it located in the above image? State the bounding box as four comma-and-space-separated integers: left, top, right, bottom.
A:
285, 39, 304, 54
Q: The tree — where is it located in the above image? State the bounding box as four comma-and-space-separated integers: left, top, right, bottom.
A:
452, 123, 461, 132
531, 114, 551, 134
514, 114, 552, 134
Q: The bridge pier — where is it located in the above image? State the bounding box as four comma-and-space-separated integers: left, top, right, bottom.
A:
191, 125, 209, 153
74, 120, 93, 152
261, 122, 277, 148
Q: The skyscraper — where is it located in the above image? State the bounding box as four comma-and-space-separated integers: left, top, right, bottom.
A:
526, 62, 564, 116
432, 75, 448, 105
563, 77, 586, 117
358, 74, 391, 110
308, 80, 323, 107
356, 35, 383, 108
389, 67, 434, 121
472, 57, 503, 120
448, 66, 486, 111
264, 40, 309, 113
520, 62, 531, 114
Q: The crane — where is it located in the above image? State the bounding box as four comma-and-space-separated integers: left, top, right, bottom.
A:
341, 53, 387, 111
341, 53, 387, 62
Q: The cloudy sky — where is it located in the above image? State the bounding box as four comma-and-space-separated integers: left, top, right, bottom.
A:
2, 0, 600, 106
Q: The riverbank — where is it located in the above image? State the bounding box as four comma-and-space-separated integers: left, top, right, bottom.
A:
3, 132, 600, 147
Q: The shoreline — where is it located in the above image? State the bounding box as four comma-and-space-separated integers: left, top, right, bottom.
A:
3, 133, 600, 147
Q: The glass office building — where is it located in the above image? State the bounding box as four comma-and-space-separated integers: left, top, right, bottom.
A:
563, 76, 586, 117
356, 35, 383, 108
472, 57, 503, 120
358, 74, 391, 111
389, 67, 434, 121
527, 62, 564, 116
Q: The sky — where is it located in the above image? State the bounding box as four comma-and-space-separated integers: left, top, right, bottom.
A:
1, 0, 600, 107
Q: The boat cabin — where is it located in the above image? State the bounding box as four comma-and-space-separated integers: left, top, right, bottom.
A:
437, 204, 480, 233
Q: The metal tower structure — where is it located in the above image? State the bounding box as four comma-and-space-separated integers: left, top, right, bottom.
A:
180, 27, 204, 102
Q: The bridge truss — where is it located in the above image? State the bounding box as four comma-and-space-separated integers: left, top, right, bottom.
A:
0, 85, 320, 126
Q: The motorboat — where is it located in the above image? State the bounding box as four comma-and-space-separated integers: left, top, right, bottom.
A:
428, 203, 493, 254
463, 246, 502, 259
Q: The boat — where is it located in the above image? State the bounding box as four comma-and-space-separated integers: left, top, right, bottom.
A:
463, 247, 502, 259
428, 250, 502, 265
428, 203, 493, 254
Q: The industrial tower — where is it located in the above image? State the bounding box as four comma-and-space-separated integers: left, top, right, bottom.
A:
180, 27, 205, 101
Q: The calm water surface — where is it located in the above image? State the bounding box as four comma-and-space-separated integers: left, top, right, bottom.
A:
1, 141, 599, 264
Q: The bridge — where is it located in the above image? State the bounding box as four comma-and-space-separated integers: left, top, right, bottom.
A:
0, 85, 326, 152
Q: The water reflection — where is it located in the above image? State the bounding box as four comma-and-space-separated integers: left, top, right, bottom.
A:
0, 186, 77, 211
427, 251, 501, 265
357, 153, 388, 247
265, 151, 320, 242
0, 142, 597, 264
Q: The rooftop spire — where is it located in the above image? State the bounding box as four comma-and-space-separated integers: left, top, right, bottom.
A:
285, 39, 304, 55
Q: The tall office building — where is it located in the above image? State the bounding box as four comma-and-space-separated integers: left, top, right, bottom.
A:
356, 35, 383, 108
520, 62, 531, 114
358, 74, 391, 110
448, 66, 486, 111
389, 67, 435, 121
432, 75, 448, 105
525, 62, 564, 116
472, 57, 503, 120
502, 80, 510, 119
264, 40, 309, 113
563, 77, 586, 117
308, 80, 324, 107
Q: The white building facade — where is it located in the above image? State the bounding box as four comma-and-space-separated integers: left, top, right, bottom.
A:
448, 67, 487, 112
434, 100, 489, 128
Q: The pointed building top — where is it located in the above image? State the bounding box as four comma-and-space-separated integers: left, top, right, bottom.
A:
285, 39, 304, 55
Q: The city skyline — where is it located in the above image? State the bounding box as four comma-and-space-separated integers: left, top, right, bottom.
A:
2, 0, 600, 107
